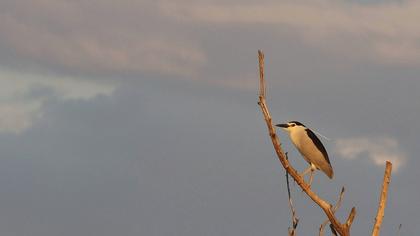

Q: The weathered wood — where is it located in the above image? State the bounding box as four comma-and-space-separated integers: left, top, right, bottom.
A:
372, 161, 392, 236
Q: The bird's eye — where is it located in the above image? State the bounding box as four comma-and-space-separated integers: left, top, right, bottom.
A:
291, 124, 296, 127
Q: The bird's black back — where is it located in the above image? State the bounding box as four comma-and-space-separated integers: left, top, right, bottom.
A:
305, 128, 331, 165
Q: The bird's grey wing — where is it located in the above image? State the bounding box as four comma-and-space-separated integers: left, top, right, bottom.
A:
305, 129, 331, 165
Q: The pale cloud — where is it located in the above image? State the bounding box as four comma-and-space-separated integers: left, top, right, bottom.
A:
0, 102, 41, 134
335, 136, 406, 172
159, 0, 420, 66
0, 0, 211, 133
0, 69, 116, 134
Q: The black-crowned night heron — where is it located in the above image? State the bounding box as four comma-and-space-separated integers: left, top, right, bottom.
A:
276, 121, 333, 186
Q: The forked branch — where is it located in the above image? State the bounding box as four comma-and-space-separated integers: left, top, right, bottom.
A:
257, 50, 355, 236
320, 187, 346, 236
257, 50, 393, 236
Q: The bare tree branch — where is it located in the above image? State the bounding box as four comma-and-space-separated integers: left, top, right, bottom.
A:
286, 153, 299, 236
346, 207, 356, 228
372, 161, 393, 236
257, 50, 355, 236
320, 187, 345, 236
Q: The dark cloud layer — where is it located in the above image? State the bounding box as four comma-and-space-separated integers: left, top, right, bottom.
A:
0, 80, 418, 235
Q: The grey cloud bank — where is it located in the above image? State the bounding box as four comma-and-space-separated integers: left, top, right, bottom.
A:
0, 78, 418, 235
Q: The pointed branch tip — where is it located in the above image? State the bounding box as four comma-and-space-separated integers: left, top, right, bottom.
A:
346, 207, 356, 227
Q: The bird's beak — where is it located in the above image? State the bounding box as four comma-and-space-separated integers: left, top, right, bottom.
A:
275, 123, 289, 128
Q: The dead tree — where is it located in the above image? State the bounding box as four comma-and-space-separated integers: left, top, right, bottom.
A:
256, 50, 393, 236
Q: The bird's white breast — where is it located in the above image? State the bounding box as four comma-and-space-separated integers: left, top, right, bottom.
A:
289, 128, 324, 165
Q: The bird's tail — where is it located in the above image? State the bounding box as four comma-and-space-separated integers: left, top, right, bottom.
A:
324, 166, 334, 179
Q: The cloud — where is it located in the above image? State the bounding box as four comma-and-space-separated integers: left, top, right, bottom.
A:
0, 0, 206, 78
0, 69, 115, 133
159, 0, 420, 66
335, 136, 406, 172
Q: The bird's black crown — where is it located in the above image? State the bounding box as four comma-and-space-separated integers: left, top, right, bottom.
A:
289, 121, 306, 127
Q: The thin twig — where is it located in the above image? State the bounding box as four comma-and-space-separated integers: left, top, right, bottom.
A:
286, 153, 299, 236
372, 161, 393, 236
320, 187, 345, 236
257, 50, 355, 236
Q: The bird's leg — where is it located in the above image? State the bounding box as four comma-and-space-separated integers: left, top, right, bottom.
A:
300, 166, 312, 178
308, 164, 317, 188
300, 166, 313, 187
308, 170, 314, 187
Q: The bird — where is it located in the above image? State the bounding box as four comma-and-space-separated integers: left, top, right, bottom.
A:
275, 121, 333, 186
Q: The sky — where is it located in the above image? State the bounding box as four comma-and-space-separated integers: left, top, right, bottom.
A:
0, 0, 419, 235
